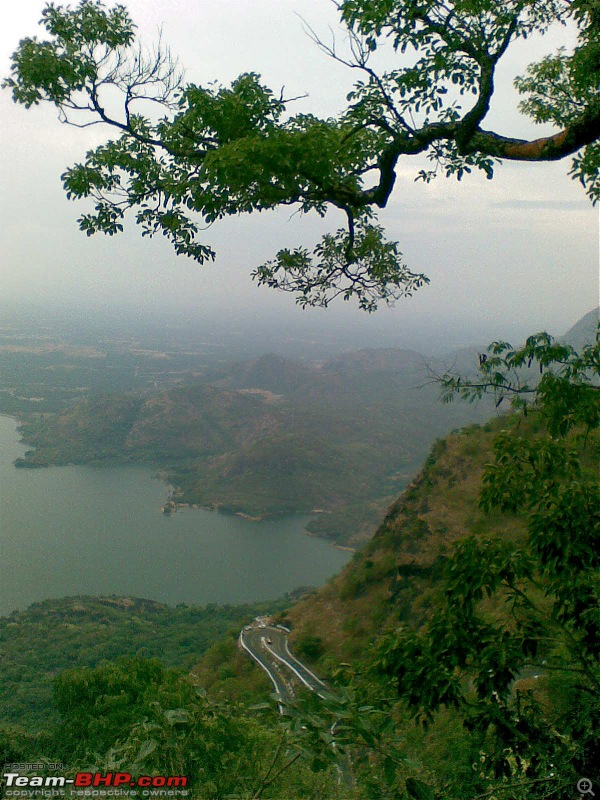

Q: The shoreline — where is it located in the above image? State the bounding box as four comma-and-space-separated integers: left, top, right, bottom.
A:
3, 413, 356, 551
304, 527, 356, 553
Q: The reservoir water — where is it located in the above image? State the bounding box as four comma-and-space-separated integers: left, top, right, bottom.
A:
0, 415, 350, 616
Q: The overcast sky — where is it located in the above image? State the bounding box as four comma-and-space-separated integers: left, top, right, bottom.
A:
0, 0, 598, 346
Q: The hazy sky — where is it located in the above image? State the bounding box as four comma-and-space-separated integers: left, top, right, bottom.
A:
1, 0, 598, 345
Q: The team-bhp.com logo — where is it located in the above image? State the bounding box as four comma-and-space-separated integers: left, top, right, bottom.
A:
3, 772, 188, 796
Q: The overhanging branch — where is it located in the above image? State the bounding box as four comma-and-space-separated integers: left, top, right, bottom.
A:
468, 104, 600, 160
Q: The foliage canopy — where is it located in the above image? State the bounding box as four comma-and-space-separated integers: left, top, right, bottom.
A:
4, 0, 600, 309
2, 3, 600, 792
375, 326, 600, 798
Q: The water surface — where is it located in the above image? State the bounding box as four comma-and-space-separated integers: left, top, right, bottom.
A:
0, 415, 349, 615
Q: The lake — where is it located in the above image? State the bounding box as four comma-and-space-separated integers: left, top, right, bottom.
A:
0, 415, 350, 616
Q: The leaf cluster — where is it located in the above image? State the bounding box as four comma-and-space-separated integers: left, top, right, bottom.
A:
253, 221, 428, 311
373, 326, 600, 796
4, 0, 599, 307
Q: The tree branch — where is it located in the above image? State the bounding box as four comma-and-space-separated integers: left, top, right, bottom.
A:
468, 102, 600, 160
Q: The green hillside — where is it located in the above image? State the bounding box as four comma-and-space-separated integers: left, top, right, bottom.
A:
0, 595, 288, 731
4, 398, 597, 798
280, 325, 600, 797
14, 349, 492, 546
2, 322, 597, 798
284, 415, 539, 678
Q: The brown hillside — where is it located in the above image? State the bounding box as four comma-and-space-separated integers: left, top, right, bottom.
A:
285, 415, 527, 666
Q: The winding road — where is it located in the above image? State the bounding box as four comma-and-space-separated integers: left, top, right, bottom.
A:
240, 618, 353, 788
239, 618, 331, 712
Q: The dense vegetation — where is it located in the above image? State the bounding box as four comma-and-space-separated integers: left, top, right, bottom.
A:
287, 326, 600, 798
2, 324, 597, 798
2, 0, 598, 794
0, 595, 288, 730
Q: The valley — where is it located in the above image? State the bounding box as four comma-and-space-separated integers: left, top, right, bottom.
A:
0, 309, 597, 799
5, 333, 494, 546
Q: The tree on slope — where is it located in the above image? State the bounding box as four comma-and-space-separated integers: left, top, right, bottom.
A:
4, 0, 600, 310
376, 327, 600, 798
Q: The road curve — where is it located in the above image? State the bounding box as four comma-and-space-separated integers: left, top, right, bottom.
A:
239, 619, 328, 710
240, 618, 354, 788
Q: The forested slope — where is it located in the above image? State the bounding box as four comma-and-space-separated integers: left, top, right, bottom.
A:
14, 349, 492, 545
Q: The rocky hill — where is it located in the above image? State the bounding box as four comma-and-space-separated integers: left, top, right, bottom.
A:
284, 416, 519, 661
561, 306, 599, 350
15, 348, 493, 546
285, 306, 599, 650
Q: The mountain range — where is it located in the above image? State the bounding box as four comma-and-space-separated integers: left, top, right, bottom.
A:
15, 347, 491, 546
13, 309, 597, 546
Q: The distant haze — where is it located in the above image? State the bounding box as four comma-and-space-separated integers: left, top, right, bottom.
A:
1, 1, 598, 347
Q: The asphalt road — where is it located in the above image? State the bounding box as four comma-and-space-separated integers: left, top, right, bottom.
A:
239, 620, 329, 710
240, 619, 353, 788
